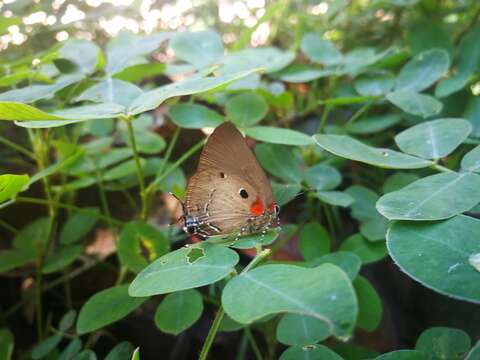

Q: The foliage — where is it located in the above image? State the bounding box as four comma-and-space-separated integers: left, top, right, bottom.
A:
0, 0, 480, 359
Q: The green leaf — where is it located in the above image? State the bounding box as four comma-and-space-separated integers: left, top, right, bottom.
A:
59, 310, 77, 332
436, 26, 480, 98
346, 185, 381, 222
415, 327, 471, 359
228, 228, 280, 249
0, 74, 83, 103
360, 218, 389, 242
276, 313, 329, 346
124, 130, 165, 155
316, 191, 354, 208
0, 249, 36, 273
29, 151, 84, 187
306, 252, 361, 281
128, 69, 259, 116
77, 79, 143, 108
339, 234, 387, 264
301, 32, 343, 66
406, 19, 452, 56
354, 275, 382, 332
168, 103, 223, 129
354, 72, 394, 96
279, 345, 343, 360
65, 148, 132, 175
60, 208, 99, 244
73, 349, 97, 360
14, 217, 50, 253
387, 215, 480, 303
332, 342, 380, 359
60, 39, 100, 74
118, 221, 170, 274
222, 264, 358, 340
394, 118, 471, 159
386, 91, 442, 118
0, 328, 13, 360
105, 342, 135, 360
31, 335, 62, 359
374, 350, 426, 359
244, 126, 313, 146
76, 284, 146, 334
170, 30, 224, 68
383, 172, 421, 193
466, 342, 480, 360
42, 245, 83, 274
58, 338, 82, 360
345, 114, 402, 135
275, 64, 335, 83
304, 164, 341, 191
464, 96, 480, 138
221, 47, 295, 74
313, 134, 432, 169
271, 182, 301, 206
377, 172, 480, 221
299, 222, 331, 261
154, 289, 203, 335
114, 63, 166, 83
106, 32, 171, 75
129, 243, 239, 296
395, 49, 450, 92
461, 145, 480, 173
103, 159, 146, 181
0, 174, 28, 204
226, 92, 268, 127
0, 102, 64, 121
255, 144, 305, 183
0, 16, 21, 34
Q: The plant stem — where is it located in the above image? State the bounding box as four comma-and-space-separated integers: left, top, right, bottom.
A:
146, 138, 205, 193
317, 105, 332, 133
0, 219, 18, 234
245, 328, 263, 360
431, 163, 454, 173
198, 248, 271, 360
125, 119, 147, 220
15, 197, 122, 226
198, 306, 225, 360
143, 127, 181, 217
345, 101, 374, 126
0, 134, 35, 159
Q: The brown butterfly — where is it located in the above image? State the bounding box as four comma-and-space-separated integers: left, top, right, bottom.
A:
177, 122, 279, 239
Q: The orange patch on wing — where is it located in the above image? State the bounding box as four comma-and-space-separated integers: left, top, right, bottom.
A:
250, 197, 264, 216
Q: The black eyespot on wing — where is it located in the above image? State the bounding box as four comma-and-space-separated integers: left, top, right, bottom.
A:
239, 188, 249, 199
220, 172, 226, 178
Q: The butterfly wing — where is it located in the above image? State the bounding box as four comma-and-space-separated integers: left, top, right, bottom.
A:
185, 122, 275, 236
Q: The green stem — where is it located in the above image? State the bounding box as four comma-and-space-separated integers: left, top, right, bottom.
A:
245, 328, 263, 360
146, 138, 205, 193
0, 219, 18, 234
317, 105, 332, 133
198, 307, 225, 360
0, 135, 35, 159
144, 127, 181, 217
345, 101, 374, 126
125, 119, 147, 220
15, 197, 122, 226
198, 248, 271, 360
322, 203, 336, 244
431, 163, 454, 173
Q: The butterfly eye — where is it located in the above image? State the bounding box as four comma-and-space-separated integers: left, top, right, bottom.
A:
239, 188, 249, 199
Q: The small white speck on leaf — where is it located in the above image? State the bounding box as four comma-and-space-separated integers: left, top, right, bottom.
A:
469, 253, 480, 272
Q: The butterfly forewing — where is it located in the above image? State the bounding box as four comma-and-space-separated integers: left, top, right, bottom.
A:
184, 122, 276, 237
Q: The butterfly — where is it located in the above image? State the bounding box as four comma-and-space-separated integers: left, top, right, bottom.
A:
177, 122, 279, 240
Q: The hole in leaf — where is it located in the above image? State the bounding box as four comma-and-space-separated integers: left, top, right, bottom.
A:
186, 247, 205, 264
138, 236, 157, 262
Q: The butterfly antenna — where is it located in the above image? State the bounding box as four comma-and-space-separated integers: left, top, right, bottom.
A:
168, 192, 186, 226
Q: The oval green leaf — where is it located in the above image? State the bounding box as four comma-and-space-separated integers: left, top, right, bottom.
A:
339, 234, 387, 264
226, 92, 268, 127
129, 243, 239, 296
386, 91, 442, 118
354, 275, 382, 332
461, 145, 480, 173
387, 215, 480, 303
222, 264, 358, 340
154, 289, 203, 335
395, 118, 471, 159
76, 284, 146, 334
245, 126, 313, 146
377, 172, 480, 221
168, 103, 223, 129
276, 313, 330, 346
279, 345, 343, 360
313, 134, 432, 169
415, 327, 471, 359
